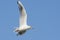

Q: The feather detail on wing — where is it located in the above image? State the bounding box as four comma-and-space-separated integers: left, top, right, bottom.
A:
17, 1, 27, 26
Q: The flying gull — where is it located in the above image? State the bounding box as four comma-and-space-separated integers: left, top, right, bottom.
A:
14, 0, 32, 35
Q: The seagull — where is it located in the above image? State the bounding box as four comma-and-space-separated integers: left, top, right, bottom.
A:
14, 0, 32, 35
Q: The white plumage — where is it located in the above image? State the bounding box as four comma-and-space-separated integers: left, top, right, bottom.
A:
14, 0, 31, 35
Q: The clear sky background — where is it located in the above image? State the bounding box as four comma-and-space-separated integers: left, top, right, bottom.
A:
0, 0, 60, 40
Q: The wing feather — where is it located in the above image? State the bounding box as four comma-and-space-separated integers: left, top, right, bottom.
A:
17, 1, 27, 26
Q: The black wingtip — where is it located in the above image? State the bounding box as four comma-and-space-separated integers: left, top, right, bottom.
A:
17, 0, 20, 4
17, 0, 19, 4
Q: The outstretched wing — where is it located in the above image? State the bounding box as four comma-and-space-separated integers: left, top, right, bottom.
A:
17, 1, 27, 26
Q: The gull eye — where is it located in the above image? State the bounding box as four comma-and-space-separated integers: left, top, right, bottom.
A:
15, 30, 19, 32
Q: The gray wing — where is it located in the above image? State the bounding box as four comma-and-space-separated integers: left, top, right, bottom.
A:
17, 1, 27, 26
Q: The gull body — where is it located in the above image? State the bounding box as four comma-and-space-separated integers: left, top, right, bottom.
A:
14, 0, 31, 35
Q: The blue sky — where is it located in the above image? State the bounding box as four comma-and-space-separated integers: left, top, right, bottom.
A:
0, 0, 60, 40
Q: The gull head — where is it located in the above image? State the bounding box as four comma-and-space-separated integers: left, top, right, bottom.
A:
14, 26, 32, 35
